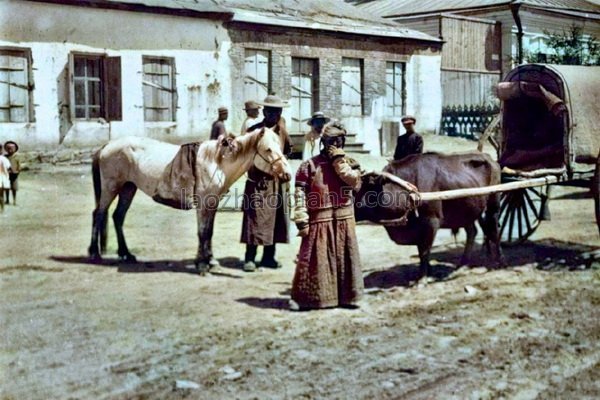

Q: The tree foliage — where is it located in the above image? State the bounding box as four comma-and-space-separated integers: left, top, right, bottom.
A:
544, 25, 600, 65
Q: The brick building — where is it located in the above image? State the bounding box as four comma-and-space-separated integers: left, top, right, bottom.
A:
224, 0, 443, 155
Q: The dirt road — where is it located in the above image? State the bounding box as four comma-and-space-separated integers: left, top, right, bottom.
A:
1, 139, 599, 399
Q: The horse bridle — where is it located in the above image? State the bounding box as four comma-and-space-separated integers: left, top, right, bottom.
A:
254, 149, 283, 172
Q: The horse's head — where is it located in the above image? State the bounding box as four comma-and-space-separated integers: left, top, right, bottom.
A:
253, 128, 292, 182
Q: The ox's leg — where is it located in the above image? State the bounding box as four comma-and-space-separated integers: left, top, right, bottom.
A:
480, 195, 505, 268
460, 222, 478, 266
195, 206, 218, 274
113, 182, 137, 263
89, 189, 118, 262
417, 218, 440, 279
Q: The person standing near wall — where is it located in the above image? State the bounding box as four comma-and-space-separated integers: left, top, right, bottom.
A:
241, 94, 292, 272
210, 107, 229, 140
290, 120, 364, 310
240, 101, 261, 136
302, 111, 329, 161
393, 115, 423, 161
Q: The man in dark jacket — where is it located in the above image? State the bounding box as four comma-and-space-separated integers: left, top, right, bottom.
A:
210, 107, 228, 140
241, 94, 292, 272
393, 115, 423, 161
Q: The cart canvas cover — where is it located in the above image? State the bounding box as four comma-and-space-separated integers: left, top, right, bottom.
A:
497, 64, 600, 170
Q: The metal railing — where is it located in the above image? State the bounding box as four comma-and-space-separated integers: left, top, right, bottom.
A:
441, 104, 499, 140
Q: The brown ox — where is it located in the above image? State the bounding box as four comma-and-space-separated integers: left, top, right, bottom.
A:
355, 152, 504, 278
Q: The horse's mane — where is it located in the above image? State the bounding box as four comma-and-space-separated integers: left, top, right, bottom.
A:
199, 130, 262, 165
230, 129, 262, 159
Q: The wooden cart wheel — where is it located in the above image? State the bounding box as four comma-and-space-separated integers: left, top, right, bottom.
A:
499, 185, 550, 244
593, 152, 600, 236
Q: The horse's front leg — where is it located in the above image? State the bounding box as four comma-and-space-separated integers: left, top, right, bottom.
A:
195, 204, 218, 274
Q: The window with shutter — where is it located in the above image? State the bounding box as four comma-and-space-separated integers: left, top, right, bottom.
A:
291, 57, 318, 133
69, 53, 122, 121
342, 58, 363, 117
0, 48, 33, 123
385, 61, 405, 117
142, 56, 175, 122
244, 49, 270, 103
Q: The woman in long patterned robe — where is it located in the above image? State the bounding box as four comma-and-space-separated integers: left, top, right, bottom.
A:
291, 121, 364, 310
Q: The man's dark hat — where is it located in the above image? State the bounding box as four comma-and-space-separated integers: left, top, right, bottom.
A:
401, 115, 416, 124
306, 111, 330, 126
4, 140, 18, 151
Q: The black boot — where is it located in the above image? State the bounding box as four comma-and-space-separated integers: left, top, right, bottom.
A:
261, 245, 282, 269
243, 244, 257, 272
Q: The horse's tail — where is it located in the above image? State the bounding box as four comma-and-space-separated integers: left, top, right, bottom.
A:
92, 149, 108, 253
92, 150, 102, 207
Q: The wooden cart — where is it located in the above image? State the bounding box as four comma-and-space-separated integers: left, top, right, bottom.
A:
476, 64, 600, 242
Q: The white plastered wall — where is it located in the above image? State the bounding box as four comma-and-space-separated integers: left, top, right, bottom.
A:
0, 0, 232, 150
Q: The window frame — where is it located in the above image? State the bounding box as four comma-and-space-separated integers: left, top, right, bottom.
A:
0, 47, 34, 123
69, 52, 122, 122
243, 48, 271, 103
142, 56, 177, 122
385, 61, 406, 117
341, 57, 364, 117
291, 57, 319, 133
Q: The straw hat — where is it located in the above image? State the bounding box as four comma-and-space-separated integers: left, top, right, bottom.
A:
258, 94, 289, 108
243, 100, 261, 111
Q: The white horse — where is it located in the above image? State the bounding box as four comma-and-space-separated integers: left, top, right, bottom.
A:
88, 128, 292, 272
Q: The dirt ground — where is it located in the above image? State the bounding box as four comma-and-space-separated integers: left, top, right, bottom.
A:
1, 135, 599, 399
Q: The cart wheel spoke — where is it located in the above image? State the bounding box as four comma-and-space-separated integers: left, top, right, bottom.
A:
500, 185, 548, 245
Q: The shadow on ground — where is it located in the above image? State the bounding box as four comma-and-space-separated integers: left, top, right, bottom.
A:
364, 238, 598, 290
49, 255, 242, 278
236, 297, 290, 310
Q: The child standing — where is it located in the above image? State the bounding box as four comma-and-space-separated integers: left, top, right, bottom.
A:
0, 143, 12, 212
4, 141, 20, 205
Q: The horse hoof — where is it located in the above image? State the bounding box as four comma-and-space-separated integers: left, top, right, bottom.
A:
119, 254, 137, 263
196, 261, 210, 275
88, 254, 102, 264
208, 257, 219, 269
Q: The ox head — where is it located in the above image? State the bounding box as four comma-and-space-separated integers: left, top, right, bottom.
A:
253, 127, 292, 182
354, 171, 420, 226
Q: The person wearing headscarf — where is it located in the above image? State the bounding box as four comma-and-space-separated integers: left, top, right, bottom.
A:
290, 120, 364, 310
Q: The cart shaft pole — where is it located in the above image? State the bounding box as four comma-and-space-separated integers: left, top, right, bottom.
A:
419, 176, 558, 202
